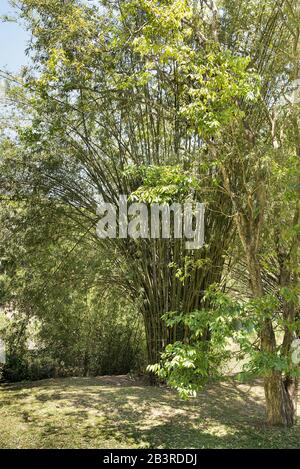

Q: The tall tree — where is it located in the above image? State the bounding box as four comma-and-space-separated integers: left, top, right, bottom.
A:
3, 0, 250, 364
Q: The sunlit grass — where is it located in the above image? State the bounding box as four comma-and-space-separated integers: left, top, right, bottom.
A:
0, 377, 299, 449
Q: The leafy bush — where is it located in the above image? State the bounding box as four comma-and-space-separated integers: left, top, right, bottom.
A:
1, 291, 146, 382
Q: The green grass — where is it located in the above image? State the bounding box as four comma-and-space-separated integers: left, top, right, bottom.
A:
0, 376, 299, 449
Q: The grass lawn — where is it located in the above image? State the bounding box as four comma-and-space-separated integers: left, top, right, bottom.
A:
0, 376, 299, 449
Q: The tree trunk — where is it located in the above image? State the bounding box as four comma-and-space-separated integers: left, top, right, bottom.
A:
141, 238, 228, 366
246, 246, 297, 427
264, 372, 298, 426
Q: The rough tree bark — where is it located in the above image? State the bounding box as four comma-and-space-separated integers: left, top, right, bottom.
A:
222, 164, 298, 426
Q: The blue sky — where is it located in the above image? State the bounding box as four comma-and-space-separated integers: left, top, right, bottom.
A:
0, 0, 30, 72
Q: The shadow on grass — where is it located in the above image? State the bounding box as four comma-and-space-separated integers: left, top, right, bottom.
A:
1, 377, 299, 448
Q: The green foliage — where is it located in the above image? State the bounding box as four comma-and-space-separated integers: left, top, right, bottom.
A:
127, 165, 200, 203
148, 289, 241, 397
1, 293, 146, 382
148, 287, 300, 397
0, 0, 299, 428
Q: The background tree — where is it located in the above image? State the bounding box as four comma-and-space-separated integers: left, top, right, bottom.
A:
2, 0, 252, 364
